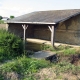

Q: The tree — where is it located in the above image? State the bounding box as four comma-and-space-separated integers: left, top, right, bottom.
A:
10, 15, 15, 19
0, 16, 2, 20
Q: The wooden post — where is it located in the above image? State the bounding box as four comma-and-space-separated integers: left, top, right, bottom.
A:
6, 24, 8, 31
22, 24, 28, 51
51, 26, 55, 47
48, 25, 55, 47
48, 26, 52, 32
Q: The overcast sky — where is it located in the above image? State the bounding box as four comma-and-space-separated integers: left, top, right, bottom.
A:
0, 0, 80, 17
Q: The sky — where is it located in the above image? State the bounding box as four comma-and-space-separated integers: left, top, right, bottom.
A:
0, 0, 80, 17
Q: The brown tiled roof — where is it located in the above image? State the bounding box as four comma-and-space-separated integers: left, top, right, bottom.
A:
6, 9, 80, 24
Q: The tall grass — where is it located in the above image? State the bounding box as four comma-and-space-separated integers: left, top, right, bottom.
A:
54, 61, 80, 75
63, 48, 76, 56
0, 56, 51, 80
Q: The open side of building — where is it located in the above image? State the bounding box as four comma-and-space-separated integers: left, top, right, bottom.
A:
6, 9, 80, 50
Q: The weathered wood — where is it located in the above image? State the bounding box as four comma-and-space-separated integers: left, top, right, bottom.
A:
6, 24, 8, 30
48, 25, 55, 47
48, 26, 52, 32
22, 24, 28, 51
51, 26, 55, 47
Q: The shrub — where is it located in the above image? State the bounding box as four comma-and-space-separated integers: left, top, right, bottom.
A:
0, 30, 23, 62
0, 74, 4, 80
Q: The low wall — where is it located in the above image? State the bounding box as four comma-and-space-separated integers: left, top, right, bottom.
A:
0, 24, 7, 29
26, 38, 51, 51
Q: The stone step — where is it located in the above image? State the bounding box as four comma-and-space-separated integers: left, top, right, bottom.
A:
29, 51, 56, 59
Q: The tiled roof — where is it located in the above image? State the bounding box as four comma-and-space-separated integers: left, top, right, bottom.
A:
6, 9, 80, 24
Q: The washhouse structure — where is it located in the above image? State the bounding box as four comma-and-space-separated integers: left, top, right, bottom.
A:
6, 9, 80, 49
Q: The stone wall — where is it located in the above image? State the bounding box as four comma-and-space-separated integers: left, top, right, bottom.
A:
0, 24, 7, 30
33, 25, 51, 40
8, 24, 51, 40
8, 14, 80, 45
55, 14, 80, 45
8, 24, 34, 38
8, 23, 23, 38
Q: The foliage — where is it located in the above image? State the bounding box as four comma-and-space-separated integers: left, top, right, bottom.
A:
25, 50, 34, 56
0, 56, 50, 73
0, 33, 79, 80
41, 44, 57, 51
54, 61, 80, 75
0, 16, 2, 20
0, 20, 4, 24
0, 56, 80, 80
42, 45, 76, 56
63, 48, 76, 56
0, 30, 23, 62
0, 56, 51, 79
10, 15, 15, 19
0, 74, 4, 80
41, 44, 73, 52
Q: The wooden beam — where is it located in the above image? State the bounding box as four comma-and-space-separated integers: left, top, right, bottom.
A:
22, 24, 28, 51
51, 26, 55, 47
48, 26, 52, 32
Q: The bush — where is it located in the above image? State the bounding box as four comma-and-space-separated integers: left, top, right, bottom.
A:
0, 30, 23, 62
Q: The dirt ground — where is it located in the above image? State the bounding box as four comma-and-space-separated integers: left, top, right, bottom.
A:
35, 67, 80, 80
34, 51, 80, 80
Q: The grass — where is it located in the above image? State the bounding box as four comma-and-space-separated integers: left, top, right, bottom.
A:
0, 29, 79, 79
0, 20, 4, 24
42, 44, 76, 56
41, 44, 56, 51
54, 61, 80, 74
63, 48, 76, 56
0, 54, 80, 80
0, 56, 51, 80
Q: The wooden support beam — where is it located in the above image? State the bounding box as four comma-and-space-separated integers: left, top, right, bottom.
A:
51, 26, 55, 47
48, 25, 55, 47
48, 26, 52, 32
6, 24, 8, 31
22, 24, 28, 51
